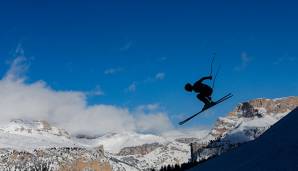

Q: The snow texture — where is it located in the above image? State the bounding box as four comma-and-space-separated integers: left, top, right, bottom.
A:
189, 107, 298, 171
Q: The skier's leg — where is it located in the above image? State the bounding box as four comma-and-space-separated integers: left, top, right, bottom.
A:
201, 87, 215, 105
206, 87, 214, 102
207, 96, 215, 104
197, 94, 210, 106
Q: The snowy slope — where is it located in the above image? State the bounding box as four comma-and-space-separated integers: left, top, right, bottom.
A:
111, 140, 190, 170
78, 132, 168, 154
209, 97, 297, 143
0, 119, 70, 138
81, 131, 208, 170
0, 120, 83, 151
189, 107, 298, 171
0, 120, 208, 170
223, 115, 278, 143
0, 131, 78, 150
190, 97, 298, 166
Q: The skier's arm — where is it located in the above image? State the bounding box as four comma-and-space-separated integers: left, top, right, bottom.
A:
198, 76, 212, 83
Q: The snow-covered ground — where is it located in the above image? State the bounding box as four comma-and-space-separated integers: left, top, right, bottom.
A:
0, 131, 78, 151
0, 119, 208, 170
223, 115, 279, 143
78, 132, 168, 154
189, 107, 298, 171
0, 120, 81, 151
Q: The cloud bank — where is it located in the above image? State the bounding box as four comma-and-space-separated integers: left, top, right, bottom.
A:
0, 57, 173, 136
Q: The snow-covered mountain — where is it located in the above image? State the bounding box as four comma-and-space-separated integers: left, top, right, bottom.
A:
0, 96, 297, 170
0, 120, 112, 170
189, 107, 298, 171
1, 119, 70, 138
104, 133, 191, 170
212, 96, 298, 139
0, 119, 80, 150
191, 96, 298, 162
0, 120, 208, 170
76, 130, 210, 170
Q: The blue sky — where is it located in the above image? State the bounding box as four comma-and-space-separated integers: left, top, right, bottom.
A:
0, 0, 298, 128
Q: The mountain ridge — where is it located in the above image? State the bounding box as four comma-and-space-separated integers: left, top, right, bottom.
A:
0, 96, 297, 170
189, 107, 298, 171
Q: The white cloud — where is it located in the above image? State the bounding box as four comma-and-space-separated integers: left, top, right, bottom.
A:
136, 113, 173, 134
155, 72, 166, 80
15, 43, 25, 57
87, 85, 104, 96
234, 52, 252, 71
137, 104, 160, 111
132, 104, 173, 134
127, 82, 137, 93
0, 57, 175, 136
126, 72, 165, 93
104, 67, 123, 75
4, 56, 29, 82
144, 72, 166, 83
171, 113, 188, 121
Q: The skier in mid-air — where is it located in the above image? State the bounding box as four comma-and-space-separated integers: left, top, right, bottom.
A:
184, 75, 215, 110
179, 56, 233, 125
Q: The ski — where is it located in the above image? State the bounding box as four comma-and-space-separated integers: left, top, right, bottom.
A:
179, 93, 233, 125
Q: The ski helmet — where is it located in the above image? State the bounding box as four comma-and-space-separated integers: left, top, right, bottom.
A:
184, 83, 193, 92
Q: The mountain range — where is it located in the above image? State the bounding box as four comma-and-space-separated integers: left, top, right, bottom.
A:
190, 103, 298, 170
0, 96, 297, 170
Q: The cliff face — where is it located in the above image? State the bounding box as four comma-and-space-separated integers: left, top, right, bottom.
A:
1, 119, 70, 138
109, 96, 298, 170
117, 143, 163, 156
211, 96, 298, 138
190, 107, 298, 171
0, 146, 112, 171
192, 96, 298, 162
0, 120, 113, 171
229, 96, 298, 117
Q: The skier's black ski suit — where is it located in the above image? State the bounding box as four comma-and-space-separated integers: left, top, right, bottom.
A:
185, 76, 214, 109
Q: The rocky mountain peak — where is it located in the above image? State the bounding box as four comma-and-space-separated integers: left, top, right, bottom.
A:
191, 97, 298, 165
229, 96, 298, 118
1, 119, 70, 138
211, 96, 298, 138
117, 143, 163, 156
1, 96, 297, 171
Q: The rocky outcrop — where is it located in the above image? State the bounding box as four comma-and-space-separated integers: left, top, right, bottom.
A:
0, 146, 112, 171
6, 119, 71, 138
60, 160, 111, 171
191, 96, 298, 162
211, 96, 298, 138
229, 96, 298, 117
117, 143, 163, 156
175, 138, 200, 144
109, 97, 298, 170
112, 141, 190, 171
189, 108, 298, 171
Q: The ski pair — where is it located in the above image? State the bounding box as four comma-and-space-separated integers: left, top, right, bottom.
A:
179, 93, 233, 125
